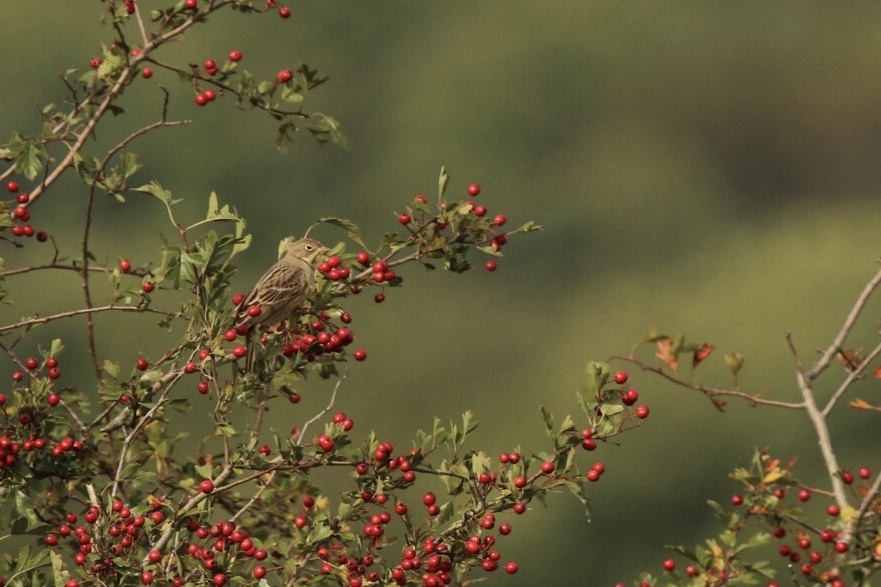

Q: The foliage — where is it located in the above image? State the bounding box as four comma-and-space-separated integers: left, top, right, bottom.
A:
614, 266, 881, 586
0, 2, 632, 587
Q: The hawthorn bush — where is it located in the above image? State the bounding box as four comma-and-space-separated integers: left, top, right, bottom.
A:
0, 2, 621, 586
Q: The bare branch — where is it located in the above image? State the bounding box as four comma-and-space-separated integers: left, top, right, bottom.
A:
806, 260, 881, 382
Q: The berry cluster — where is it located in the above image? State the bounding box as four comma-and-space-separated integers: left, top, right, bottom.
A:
3, 181, 48, 242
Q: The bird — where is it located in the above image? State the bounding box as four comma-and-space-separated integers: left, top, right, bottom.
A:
235, 237, 329, 331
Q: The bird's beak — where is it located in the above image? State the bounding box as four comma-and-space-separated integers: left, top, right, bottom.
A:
318, 246, 331, 256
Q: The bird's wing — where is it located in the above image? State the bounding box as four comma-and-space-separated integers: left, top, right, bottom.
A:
236, 258, 309, 327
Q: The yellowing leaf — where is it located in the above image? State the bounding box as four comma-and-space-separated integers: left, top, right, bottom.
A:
850, 398, 873, 410
655, 337, 679, 372
763, 470, 785, 484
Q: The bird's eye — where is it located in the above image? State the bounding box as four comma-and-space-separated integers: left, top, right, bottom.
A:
305, 244, 314, 251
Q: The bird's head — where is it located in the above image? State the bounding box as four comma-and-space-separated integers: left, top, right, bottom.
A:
286, 237, 330, 264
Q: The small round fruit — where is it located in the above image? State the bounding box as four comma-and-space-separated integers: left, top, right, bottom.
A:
504, 562, 518, 574
662, 559, 676, 572
278, 5, 291, 18
6, 180, 19, 193
859, 466, 871, 479
142, 67, 153, 79
142, 281, 155, 293
635, 405, 650, 419
398, 213, 412, 225
614, 370, 628, 385
136, 358, 149, 371
540, 461, 554, 474
467, 183, 481, 196
228, 50, 242, 62
353, 349, 367, 361
797, 488, 811, 502
277, 69, 293, 83
493, 214, 507, 226
199, 480, 215, 494
485, 260, 497, 272
119, 259, 132, 272
232, 345, 247, 358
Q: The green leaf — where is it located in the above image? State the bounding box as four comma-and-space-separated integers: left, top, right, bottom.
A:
132, 181, 182, 226
316, 217, 368, 250
540, 406, 555, 439
9, 132, 46, 180
438, 166, 449, 199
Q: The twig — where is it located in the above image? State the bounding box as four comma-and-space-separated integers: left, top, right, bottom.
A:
0, 305, 178, 334
822, 337, 881, 417
297, 369, 347, 446
805, 260, 881, 382
614, 355, 804, 409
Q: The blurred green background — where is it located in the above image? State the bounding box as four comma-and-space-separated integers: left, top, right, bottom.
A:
4, 1, 881, 584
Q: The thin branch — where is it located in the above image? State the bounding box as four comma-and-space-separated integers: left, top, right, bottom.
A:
796, 368, 849, 506
822, 337, 881, 417
0, 305, 178, 334
805, 260, 881, 382
615, 355, 805, 409
297, 369, 347, 446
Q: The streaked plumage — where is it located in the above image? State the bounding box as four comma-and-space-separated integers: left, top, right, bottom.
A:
236, 237, 328, 330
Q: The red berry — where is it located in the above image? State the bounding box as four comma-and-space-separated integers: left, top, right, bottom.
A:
199, 480, 214, 494
374, 293, 385, 303
662, 558, 676, 572
253, 567, 266, 579
493, 214, 507, 226
485, 260, 497, 272
278, 5, 291, 18
232, 345, 247, 358
467, 183, 481, 196
635, 405, 650, 419
841, 470, 854, 484
277, 69, 293, 83
90, 57, 102, 69
859, 466, 871, 479
141, 571, 154, 585
16, 193, 28, 204
228, 50, 242, 62
540, 461, 554, 474
195, 93, 208, 106
356, 251, 370, 265
142, 281, 155, 293
797, 488, 811, 502
148, 550, 161, 563
422, 492, 436, 506
415, 194, 427, 204
398, 213, 412, 225
317, 435, 335, 452
473, 204, 487, 217
6, 181, 18, 193
25, 357, 39, 370
136, 358, 149, 371
142, 67, 153, 79
827, 504, 840, 517
184, 0, 197, 8
119, 259, 131, 272
36, 231, 48, 242
614, 370, 628, 385
731, 494, 743, 506
353, 349, 367, 361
